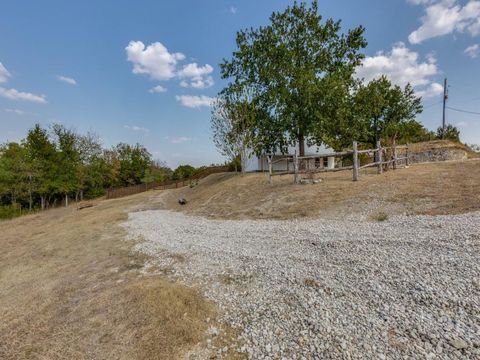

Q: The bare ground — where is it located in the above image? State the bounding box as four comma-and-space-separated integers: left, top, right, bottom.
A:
164, 159, 480, 220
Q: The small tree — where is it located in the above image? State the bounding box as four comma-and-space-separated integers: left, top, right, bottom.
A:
211, 90, 255, 173
172, 165, 196, 180
436, 124, 460, 142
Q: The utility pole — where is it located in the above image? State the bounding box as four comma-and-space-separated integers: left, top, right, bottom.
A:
442, 78, 448, 138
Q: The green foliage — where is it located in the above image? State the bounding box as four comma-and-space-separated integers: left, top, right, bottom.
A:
353, 76, 423, 147
172, 165, 197, 180
0, 124, 180, 212
115, 143, 152, 185
220, 0, 367, 155
436, 124, 460, 142
142, 161, 173, 184
0, 205, 24, 220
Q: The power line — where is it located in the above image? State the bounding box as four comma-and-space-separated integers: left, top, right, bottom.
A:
461, 95, 480, 104
446, 106, 480, 116
423, 100, 443, 109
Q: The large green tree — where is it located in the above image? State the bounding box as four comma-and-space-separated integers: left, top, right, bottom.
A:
115, 143, 152, 185
354, 76, 423, 146
220, 0, 367, 155
24, 124, 57, 209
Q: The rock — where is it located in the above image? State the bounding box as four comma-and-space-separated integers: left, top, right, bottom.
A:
124, 206, 480, 359
449, 337, 468, 350
178, 197, 187, 205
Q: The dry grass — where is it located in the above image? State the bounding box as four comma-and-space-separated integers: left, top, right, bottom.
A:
409, 139, 479, 158
0, 192, 218, 360
164, 159, 480, 220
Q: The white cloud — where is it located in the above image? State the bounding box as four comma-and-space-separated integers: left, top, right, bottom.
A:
407, 0, 435, 5
181, 76, 214, 89
126, 41, 185, 81
123, 125, 150, 133
456, 121, 468, 127
175, 95, 215, 108
56, 75, 77, 85
356, 43, 443, 98
408, 0, 480, 44
165, 136, 192, 144
415, 82, 444, 97
0, 62, 11, 83
149, 85, 167, 93
0, 87, 47, 103
229, 6, 238, 14
178, 63, 213, 78
4, 108, 25, 115
465, 43, 480, 57
177, 63, 214, 89
126, 41, 214, 89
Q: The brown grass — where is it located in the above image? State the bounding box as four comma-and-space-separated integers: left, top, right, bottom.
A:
0, 192, 218, 360
409, 139, 479, 158
163, 159, 480, 219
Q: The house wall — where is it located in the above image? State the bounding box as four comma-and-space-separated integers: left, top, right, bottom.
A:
245, 142, 337, 172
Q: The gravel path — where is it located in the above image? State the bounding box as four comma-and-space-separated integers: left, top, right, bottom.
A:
123, 210, 480, 359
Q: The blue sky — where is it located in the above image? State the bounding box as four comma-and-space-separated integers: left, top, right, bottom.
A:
1, 0, 479, 167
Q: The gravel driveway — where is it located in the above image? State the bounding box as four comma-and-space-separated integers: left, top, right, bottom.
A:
123, 210, 480, 359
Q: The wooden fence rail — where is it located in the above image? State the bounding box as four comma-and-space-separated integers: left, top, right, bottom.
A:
266, 141, 410, 184
105, 165, 231, 199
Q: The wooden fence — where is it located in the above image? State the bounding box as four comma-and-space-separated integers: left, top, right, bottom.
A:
266, 140, 410, 184
105, 165, 231, 199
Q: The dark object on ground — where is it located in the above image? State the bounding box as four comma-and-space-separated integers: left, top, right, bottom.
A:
178, 198, 187, 206
78, 204, 94, 210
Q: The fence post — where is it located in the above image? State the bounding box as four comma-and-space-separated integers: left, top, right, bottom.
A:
376, 140, 383, 174
405, 144, 410, 167
267, 155, 273, 185
352, 141, 359, 181
392, 138, 397, 170
293, 151, 299, 184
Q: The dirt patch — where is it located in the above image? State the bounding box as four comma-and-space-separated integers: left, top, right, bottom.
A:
0, 192, 219, 360
163, 159, 480, 220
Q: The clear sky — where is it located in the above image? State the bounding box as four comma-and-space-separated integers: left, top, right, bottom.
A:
1, 0, 479, 167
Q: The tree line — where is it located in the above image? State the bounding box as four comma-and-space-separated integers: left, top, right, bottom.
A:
211, 0, 460, 170
0, 124, 211, 217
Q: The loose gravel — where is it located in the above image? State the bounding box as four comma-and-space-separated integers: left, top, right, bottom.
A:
123, 210, 480, 359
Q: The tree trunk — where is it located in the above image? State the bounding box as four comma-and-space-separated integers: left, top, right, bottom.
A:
41, 196, 45, 210
298, 132, 305, 157
65, 193, 68, 207
240, 147, 247, 174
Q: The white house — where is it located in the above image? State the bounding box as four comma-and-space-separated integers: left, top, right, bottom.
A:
245, 142, 337, 172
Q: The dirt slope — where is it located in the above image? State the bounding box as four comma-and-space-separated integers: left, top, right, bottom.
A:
164, 159, 480, 220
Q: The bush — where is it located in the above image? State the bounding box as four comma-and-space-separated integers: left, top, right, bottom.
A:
436, 125, 460, 142
0, 205, 30, 220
